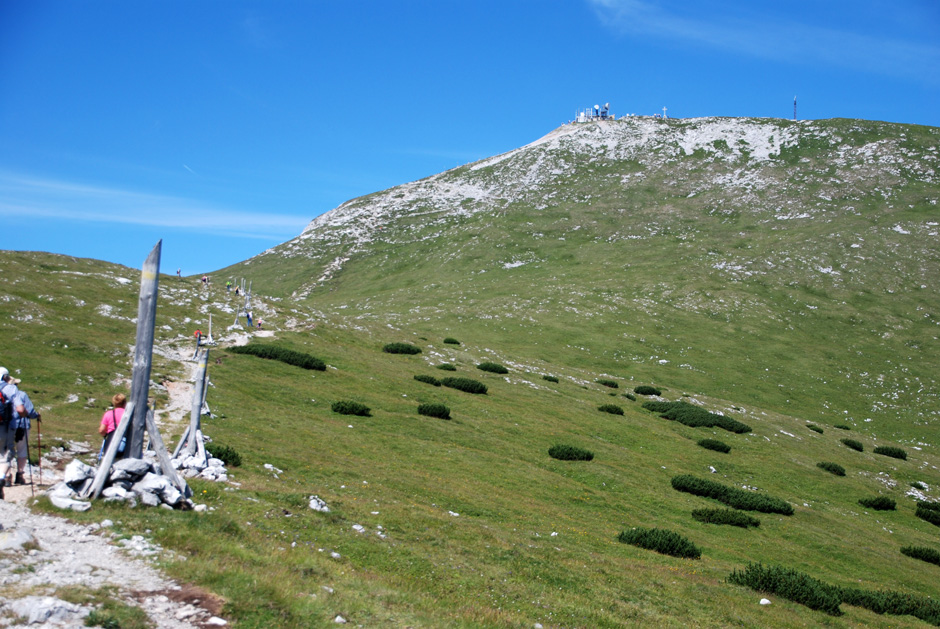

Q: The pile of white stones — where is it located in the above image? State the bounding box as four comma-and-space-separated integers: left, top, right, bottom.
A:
46, 444, 229, 512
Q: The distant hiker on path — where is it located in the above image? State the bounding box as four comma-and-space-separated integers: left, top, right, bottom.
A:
246, 312, 253, 328
98, 393, 127, 459
177, 268, 181, 279
226, 280, 232, 292
234, 286, 240, 296
201, 275, 209, 288
0, 367, 41, 491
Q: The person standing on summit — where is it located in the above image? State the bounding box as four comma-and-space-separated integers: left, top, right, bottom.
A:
0, 367, 41, 491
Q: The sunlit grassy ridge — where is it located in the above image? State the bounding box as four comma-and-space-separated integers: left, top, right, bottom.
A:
3, 116, 940, 627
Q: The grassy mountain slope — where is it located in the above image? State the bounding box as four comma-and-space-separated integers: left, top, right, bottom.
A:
228, 116, 940, 448
1, 253, 938, 627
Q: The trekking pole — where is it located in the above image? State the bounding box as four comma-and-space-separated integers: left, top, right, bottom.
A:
36, 418, 42, 489
25, 437, 34, 497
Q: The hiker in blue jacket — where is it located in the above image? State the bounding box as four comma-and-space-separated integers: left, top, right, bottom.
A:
0, 367, 41, 491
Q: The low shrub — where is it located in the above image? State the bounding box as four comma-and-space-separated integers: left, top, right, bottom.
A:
834, 424, 852, 430
417, 403, 451, 420
727, 563, 842, 615
838, 586, 940, 625
901, 546, 940, 567
383, 342, 422, 355
643, 401, 751, 434
840, 438, 864, 452
617, 527, 701, 559
443, 337, 460, 345
859, 496, 896, 511
477, 361, 509, 374
806, 424, 824, 434
623, 393, 636, 401
331, 401, 371, 417
729, 563, 940, 623
228, 344, 326, 371
911, 481, 928, 491
816, 462, 846, 476
548, 445, 594, 461
542, 375, 559, 383
916, 504, 940, 527
413, 374, 441, 386
441, 377, 487, 394
436, 363, 457, 371
596, 379, 619, 389
692, 508, 759, 528
873, 445, 907, 460
697, 439, 730, 454
598, 404, 624, 415
205, 443, 242, 467
634, 385, 662, 396
917, 500, 940, 512
671, 475, 794, 515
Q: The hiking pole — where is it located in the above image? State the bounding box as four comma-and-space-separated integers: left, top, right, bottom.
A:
36, 418, 42, 489
25, 436, 33, 497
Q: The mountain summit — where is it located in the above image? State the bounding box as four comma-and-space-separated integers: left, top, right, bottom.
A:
234, 116, 939, 441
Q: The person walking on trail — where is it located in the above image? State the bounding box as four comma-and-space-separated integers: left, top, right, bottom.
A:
177, 268, 181, 279
0, 367, 41, 491
98, 393, 127, 459
226, 280, 232, 292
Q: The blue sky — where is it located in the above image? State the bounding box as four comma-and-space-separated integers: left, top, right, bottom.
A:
1, 0, 937, 274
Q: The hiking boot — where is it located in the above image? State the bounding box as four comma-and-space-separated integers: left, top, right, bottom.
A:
13, 473, 25, 486
0, 484, 4, 500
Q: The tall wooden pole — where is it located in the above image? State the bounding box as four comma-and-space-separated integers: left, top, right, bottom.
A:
184, 349, 209, 456
125, 241, 161, 459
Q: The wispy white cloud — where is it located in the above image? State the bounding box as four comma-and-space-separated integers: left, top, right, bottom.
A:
589, 0, 940, 84
0, 171, 308, 241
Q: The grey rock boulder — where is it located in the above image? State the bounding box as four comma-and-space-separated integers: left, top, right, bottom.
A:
63, 459, 95, 484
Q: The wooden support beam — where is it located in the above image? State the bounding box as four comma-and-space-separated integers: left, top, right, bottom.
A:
145, 405, 191, 498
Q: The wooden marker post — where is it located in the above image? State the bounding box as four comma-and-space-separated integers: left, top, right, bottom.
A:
184, 349, 209, 456
125, 241, 161, 460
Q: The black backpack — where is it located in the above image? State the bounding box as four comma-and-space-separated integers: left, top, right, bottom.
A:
0, 390, 12, 425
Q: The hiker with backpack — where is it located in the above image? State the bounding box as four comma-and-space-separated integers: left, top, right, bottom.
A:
0, 367, 41, 493
98, 393, 127, 459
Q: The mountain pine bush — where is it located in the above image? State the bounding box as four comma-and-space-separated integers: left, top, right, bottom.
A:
834, 424, 852, 430
643, 401, 751, 434
916, 503, 940, 527
816, 462, 846, 476
414, 374, 441, 386
617, 527, 701, 559
436, 363, 457, 371
596, 379, 618, 389
598, 404, 624, 415
671, 475, 794, 515
727, 563, 842, 615
417, 403, 451, 420
806, 424, 824, 434
441, 377, 487, 394
383, 342, 422, 355
548, 445, 594, 461
691, 508, 759, 528
331, 401, 371, 417
873, 445, 907, 460
205, 443, 242, 467
477, 361, 509, 374
911, 481, 927, 491
542, 375, 559, 383
623, 393, 636, 401
859, 496, 896, 511
840, 438, 864, 452
697, 439, 730, 454
633, 385, 662, 396
901, 546, 940, 567
729, 563, 940, 623
443, 337, 460, 345
228, 344, 326, 371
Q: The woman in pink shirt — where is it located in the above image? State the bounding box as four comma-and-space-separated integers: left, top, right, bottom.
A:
98, 393, 127, 457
